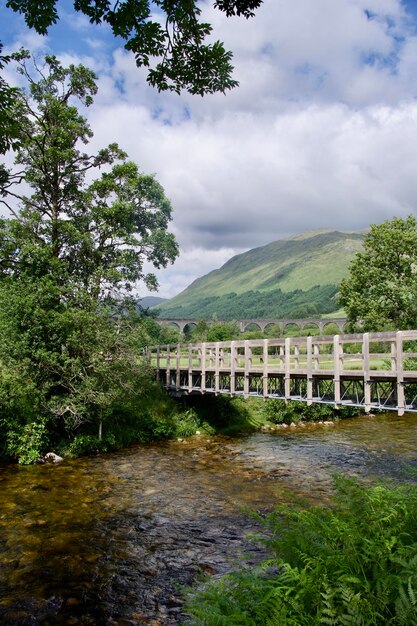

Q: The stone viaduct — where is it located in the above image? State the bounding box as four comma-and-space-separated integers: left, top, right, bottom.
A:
156, 317, 348, 335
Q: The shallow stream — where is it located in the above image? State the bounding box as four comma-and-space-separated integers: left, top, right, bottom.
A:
1, 413, 417, 625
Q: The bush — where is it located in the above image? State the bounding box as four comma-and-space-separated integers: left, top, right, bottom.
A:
174, 408, 214, 437
186, 476, 417, 625
67, 433, 117, 456
261, 399, 359, 424
6, 420, 49, 464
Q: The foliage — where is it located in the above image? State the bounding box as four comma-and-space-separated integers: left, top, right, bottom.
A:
181, 394, 264, 435
158, 284, 339, 321
186, 476, 417, 625
5, 420, 49, 464
261, 400, 361, 424
67, 433, 117, 456
339, 216, 417, 331
0, 52, 179, 462
0, 44, 21, 155
207, 320, 240, 342
4, 1, 262, 95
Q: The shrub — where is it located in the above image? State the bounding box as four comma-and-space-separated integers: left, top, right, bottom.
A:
261, 399, 358, 424
186, 476, 417, 625
6, 420, 49, 464
67, 433, 117, 456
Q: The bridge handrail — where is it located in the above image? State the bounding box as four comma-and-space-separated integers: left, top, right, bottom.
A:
147, 330, 417, 416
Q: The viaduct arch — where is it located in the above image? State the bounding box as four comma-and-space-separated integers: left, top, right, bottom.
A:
156, 317, 348, 334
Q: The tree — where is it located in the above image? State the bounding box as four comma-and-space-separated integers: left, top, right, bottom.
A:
0, 51, 179, 460
339, 216, 417, 331
4, 0, 263, 95
207, 320, 240, 341
0, 45, 20, 154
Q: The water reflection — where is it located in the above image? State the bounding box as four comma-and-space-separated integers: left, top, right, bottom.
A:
0, 413, 416, 624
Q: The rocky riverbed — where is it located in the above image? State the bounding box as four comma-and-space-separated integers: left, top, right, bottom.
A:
1, 413, 417, 625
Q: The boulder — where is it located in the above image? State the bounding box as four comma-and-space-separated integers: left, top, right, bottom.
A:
44, 452, 64, 464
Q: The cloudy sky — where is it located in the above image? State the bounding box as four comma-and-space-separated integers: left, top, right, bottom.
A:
2, 0, 417, 298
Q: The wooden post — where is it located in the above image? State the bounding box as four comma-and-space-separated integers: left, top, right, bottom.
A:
188, 344, 193, 392
244, 340, 250, 397
230, 340, 236, 394
279, 345, 285, 370
294, 344, 299, 370
201, 342, 206, 392
363, 332, 371, 413
307, 335, 313, 406
396, 331, 405, 416
176, 343, 181, 390
285, 337, 291, 401
391, 337, 396, 371
313, 342, 320, 370
215, 342, 220, 394
156, 346, 160, 383
166, 345, 171, 386
263, 338, 269, 397
333, 334, 341, 407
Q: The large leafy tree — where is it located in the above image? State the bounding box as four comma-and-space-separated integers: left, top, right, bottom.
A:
0, 45, 20, 155
4, 0, 263, 95
339, 215, 417, 331
0, 51, 179, 459
1, 50, 178, 296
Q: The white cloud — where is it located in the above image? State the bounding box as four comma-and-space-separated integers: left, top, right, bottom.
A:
3, 0, 417, 298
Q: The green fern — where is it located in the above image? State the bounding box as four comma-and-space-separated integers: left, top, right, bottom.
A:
185, 476, 417, 626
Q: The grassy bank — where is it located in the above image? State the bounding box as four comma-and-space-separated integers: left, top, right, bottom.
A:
1, 388, 362, 464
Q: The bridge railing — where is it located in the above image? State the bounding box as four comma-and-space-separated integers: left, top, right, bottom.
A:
147, 330, 417, 414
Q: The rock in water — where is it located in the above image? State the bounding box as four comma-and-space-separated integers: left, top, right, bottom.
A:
44, 452, 64, 464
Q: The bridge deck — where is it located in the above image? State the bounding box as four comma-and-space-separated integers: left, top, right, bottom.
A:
148, 330, 417, 415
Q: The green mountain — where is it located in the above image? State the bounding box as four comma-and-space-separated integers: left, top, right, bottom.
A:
138, 296, 167, 308
156, 230, 364, 319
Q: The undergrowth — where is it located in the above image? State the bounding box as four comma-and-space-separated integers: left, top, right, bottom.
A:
186, 475, 417, 625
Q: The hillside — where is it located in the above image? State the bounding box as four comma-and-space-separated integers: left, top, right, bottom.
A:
156, 230, 363, 319
138, 296, 167, 309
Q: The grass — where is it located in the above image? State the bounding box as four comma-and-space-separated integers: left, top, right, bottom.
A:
152, 355, 399, 372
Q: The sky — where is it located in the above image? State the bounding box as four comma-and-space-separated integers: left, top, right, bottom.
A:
2, 0, 417, 299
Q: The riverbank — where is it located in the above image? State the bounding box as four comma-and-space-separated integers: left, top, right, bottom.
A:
1, 413, 417, 624
1, 390, 363, 465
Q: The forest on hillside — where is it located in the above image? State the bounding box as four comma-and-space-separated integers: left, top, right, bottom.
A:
156, 284, 339, 319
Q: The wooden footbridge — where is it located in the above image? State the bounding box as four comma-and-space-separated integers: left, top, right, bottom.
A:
148, 330, 417, 415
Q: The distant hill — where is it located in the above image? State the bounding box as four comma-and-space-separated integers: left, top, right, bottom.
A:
156, 230, 363, 319
138, 296, 167, 309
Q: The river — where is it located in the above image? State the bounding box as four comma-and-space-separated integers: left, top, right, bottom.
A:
1, 413, 417, 625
